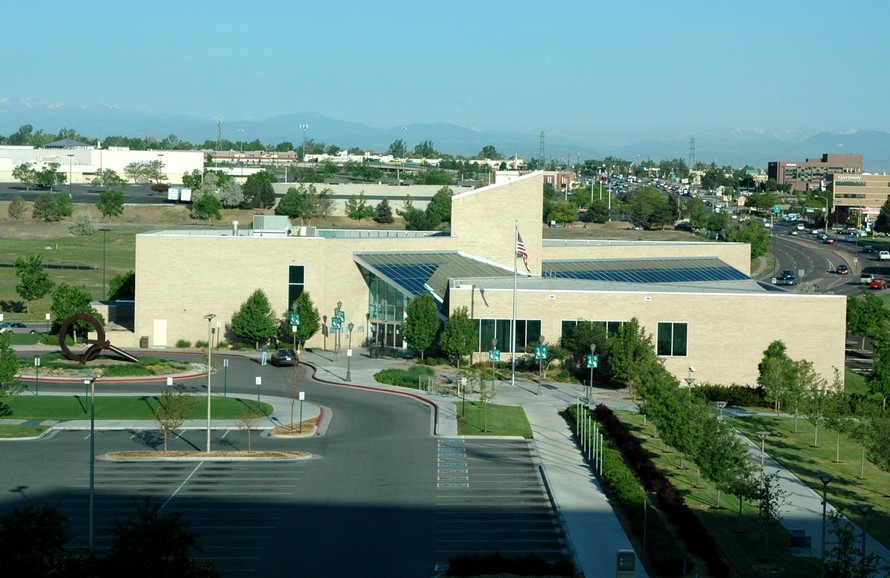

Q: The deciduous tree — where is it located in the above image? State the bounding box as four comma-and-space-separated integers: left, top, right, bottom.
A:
14, 254, 54, 314
97, 189, 125, 219
402, 293, 439, 360
439, 306, 476, 369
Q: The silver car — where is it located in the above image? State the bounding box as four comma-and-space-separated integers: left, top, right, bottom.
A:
0, 321, 37, 334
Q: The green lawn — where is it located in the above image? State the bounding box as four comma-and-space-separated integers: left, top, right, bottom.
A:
732, 414, 890, 550
0, 424, 49, 438
3, 395, 271, 421
456, 401, 533, 438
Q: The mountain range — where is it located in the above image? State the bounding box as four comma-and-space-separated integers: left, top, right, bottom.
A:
2, 97, 890, 172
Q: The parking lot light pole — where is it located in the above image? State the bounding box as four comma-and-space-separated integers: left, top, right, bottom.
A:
204, 313, 216, 452
86, 370, 101, 554
818, 473, 833, 574
346, 322, 354, 381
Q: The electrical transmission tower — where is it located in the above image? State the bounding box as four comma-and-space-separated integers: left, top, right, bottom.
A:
688, 137, 695, 169
539, 131, 546, 170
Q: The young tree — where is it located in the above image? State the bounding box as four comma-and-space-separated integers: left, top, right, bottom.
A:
823, 510, 887, 578
14, 254, 54, 314
190, 191, 222, 220
757, 470, 788, 562
97, 189, 125, 219
241, 171, 276, 209
785, 359, 825, 433
124, 161, 149, 183
50, 283, 100, 337
439, 306, 476, 369
629, 186, 673, 230
0, 332, 21, 391
230, 289, 279, 347
426, 186, 453, 224
33, 162, 65, 189
236, 407, 261, 451
344, 192, 375, 223
757, 340, 793, 415
7, 195, 27, 219
846, 293, 889, 350
91, 168, 126, 190
32, 192, 61, 221
373, 198, 395, 223
153, 385, 196, 451
11, 163, 36, 189
874, 196, 890, 235
402, 293, 439, 360
868, 331, 890, 410
608, 318, 658, 392
387, 139, 407, 158
276, 186, 303, 218
478, 145, 503, 159
285, 291, 321, 352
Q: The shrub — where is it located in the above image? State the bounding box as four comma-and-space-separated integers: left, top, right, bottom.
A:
194, 340, 208, 348
150, 183, 169, 192
175, 339, 191, 348
374, 365, 435, 389
695, 383, 767, 408
229, 342, 243, 350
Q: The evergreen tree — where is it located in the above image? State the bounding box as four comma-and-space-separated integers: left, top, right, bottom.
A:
97, 189, 125, 219
402, 294, 439, 360
7, 195, 27, 219
230, 289, 279, 347
373, 198, 394, 223
284, 291, 321, 351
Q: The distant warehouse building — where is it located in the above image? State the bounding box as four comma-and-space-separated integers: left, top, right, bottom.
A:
768, 153, 862, 192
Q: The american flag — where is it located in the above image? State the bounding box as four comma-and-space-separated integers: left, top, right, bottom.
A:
516, 230, 529, 271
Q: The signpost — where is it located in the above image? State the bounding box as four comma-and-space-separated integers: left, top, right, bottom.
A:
34, 357, 40, 396
534, 344, 548, 395
223, 358, 229, 397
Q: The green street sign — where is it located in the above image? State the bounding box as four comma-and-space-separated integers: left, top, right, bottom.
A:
773, 204, 781, 214
288, 312, 301, 326
586, 354, 600, 369
488, 349, 501, 362
534, 346, 549, 360
331, 317, 342, 330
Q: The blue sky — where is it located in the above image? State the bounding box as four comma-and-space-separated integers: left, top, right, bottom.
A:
4, 1, 888, 145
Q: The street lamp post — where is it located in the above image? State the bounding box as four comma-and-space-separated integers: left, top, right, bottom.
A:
346, 322, 354, 381
715, 401, 727, 420
34, 356, 40, 396
756, 431, 770, 475
99, 228, 110, 300
589, 343, 596, 393
85, 371, 101, 553
856, 503, 873, 572
67, 154, 73, 197
204, 313, 216, 452
818, 473, 833, 573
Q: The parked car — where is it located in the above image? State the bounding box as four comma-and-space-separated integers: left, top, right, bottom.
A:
861, 272, 875, 284
270, 349, 297, 366
863, 244, 874, 253
0, 321, 36, 334
836, 264, 850, 275
870, 278, 889, 290
880, 251, 890, 261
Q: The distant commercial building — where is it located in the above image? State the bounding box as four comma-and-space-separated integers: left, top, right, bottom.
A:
768, 153, 862, 192
831, 173, 890, 228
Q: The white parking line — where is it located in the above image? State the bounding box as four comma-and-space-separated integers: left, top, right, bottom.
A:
161, 462, 203, 510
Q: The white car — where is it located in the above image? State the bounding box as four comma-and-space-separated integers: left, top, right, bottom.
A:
879, 251, 890, 261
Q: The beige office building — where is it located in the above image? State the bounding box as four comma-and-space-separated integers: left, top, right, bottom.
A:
831, 173, 890, 227
134, 171, 846, 387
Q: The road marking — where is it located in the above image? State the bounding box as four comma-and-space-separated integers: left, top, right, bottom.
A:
161, 462, 203, 510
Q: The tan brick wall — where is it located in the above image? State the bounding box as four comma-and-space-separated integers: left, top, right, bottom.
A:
447, 285, 845, 387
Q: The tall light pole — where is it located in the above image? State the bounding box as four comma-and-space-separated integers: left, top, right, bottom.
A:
818, 473, 833, 573
204, 313, 216, 452
756, 431, 770, 475
346, 322, 354, 381
300, 123, 308, 161
67, 153, 74, 197
99, 228, 110, 300
856, 503, 873, 573
238, 129, 244, 177
715, 401, 727, 420
85, 370, 102, 553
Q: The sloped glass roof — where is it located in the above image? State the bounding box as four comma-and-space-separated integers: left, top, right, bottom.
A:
354, 252, 513, 301
541, 257, 749, 284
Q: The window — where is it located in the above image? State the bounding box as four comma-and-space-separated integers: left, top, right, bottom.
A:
475, 318, 541, 352
562, 319, 625, 337
287, 265, 305, 310
657, 322, 687, 356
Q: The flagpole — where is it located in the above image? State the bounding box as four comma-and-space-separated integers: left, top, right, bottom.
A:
511, 222, 518, 387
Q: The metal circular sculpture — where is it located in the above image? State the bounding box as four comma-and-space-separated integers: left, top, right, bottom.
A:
58, 313, 109, 363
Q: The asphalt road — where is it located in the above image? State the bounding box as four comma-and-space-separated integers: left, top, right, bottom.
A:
2, 355, 566, 577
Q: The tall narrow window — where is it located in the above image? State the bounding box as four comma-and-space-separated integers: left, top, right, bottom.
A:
288, 265, 305, 311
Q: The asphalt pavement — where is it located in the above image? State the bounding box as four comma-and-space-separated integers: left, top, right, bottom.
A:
7, 345, 889, 576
